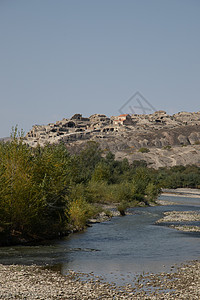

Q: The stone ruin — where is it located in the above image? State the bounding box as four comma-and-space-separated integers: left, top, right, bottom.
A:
24, 111, 200, 149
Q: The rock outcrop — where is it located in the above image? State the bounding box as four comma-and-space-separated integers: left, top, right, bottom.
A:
24, 111, 200, 168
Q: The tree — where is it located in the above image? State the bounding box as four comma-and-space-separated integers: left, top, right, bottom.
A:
145, 183, 160, 202
0, 134, 71, 240
77, 141, 102, 182
91, 161, 111, 183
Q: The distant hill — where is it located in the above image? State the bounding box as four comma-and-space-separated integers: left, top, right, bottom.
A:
22, 111, 200, 168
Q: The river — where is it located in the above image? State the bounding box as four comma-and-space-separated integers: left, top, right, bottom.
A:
0, 195, 200, 285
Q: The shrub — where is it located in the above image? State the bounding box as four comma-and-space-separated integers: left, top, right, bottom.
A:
138, 147, 150, 153
111, 182, 135, 202
68, 198, 98, 231
117, 201, 129, 216
0, 133, 71, 239
91, 161, 111, 183
145, 182, 160, 202
162, 145, 171, 150
86, 181, 112, 203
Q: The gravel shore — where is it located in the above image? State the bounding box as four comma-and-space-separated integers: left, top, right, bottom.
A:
161, 188, 200, 198
0, 261, 200, 299
156, 210, 200, 223
155, 210, 200, 233
170, 225, 200, 232
1, 191, 199, 299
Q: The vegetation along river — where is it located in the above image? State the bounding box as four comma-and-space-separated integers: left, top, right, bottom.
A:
0, 195, 199, 285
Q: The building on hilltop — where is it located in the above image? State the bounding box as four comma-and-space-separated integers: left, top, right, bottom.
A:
113, 114, 133, 126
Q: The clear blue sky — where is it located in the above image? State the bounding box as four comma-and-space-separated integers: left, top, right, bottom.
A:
0, 0, 200, 137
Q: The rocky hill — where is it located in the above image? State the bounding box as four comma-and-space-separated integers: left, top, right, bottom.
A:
24, 111, 200, 169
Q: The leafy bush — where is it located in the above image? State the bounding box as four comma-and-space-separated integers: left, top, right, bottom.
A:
91, 161, 111, 183
138, 147, 150, 153
117, 201, 129, 216
162, 145, 171, 150
110, 182, 135, 202
0, 133, 71, 240
86, 181, 112, 203
145, 183, 160, 202
68, 198, 97, 231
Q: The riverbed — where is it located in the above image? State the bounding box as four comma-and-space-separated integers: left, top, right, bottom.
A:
1, 261, 199, 299
0, 194, 199, 286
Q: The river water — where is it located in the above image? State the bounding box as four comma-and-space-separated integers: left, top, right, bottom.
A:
0, 195, 200, 284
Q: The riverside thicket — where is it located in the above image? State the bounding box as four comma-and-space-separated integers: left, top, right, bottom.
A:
0, 128, 200, 245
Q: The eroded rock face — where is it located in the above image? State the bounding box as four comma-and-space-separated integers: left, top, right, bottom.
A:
24, 111, 200, 168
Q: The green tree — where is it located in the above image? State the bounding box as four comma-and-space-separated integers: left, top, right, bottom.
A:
145, 182, 160, 202
91, 161, 111, 182
77, 141, 102, 182
0, 134, 71, 240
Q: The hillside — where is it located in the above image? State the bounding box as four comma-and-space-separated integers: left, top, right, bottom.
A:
24, 111, 200, 168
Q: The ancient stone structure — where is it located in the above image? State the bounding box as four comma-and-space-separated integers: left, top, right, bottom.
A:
24, 111, 200, 147
24, 111, 200, 168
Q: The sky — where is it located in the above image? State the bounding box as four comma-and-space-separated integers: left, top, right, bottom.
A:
0, 0, 200, 137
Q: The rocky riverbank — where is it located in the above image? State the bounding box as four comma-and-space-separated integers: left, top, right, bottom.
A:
0, 261, 200, 299
161, 188, 200, 198
1, 192, 200, 299
155, 210, 200, 233
170, 225, 200, 232
156, 211, 200, 223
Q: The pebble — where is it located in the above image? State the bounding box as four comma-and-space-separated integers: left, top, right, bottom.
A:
0, 261, 199, 299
